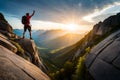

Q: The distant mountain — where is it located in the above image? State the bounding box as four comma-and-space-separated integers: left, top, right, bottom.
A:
14, 29, 23, 36
42, 33, 84, 50
32, 30, 46, 38
37, 30, 67, 43
14, 29, 45, 38
14, 29, 68, 45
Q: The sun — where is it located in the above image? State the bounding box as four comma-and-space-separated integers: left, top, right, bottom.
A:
65, 23, 78, 32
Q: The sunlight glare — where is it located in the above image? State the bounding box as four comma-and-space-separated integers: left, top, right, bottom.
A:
65, 23, 78, 32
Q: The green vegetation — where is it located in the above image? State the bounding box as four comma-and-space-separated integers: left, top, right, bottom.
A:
74, 47, 91, 80
50, 46, 66, 54
37, 46, 48, 50
10, 40, 30, 61
37, 47, 59, 72
10, 40, 24, 55
40, 56, 59, 72
75, 57, 85, 80
48, 47, 91, 80
49, 61, 75, 80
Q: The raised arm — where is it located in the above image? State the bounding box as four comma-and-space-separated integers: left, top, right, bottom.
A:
30, 10, 35, 17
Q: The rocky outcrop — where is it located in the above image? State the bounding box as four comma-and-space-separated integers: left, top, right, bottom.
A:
14, 38, 47, 72
0, 13, 7, 23
0, 13, 13, 35
85, 30, 120, 80
0, 13, 50, 79
92, 13, 120, 35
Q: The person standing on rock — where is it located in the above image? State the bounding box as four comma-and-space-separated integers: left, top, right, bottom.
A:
22, 10, 35, 39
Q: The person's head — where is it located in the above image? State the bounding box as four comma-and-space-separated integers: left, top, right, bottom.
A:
26, 13, 29, 16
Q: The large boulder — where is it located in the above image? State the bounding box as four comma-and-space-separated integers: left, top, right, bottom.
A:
0, 45, 50, 80
85, 30, 120, 80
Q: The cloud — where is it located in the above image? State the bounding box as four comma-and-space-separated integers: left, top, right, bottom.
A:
82, 2, 120, 23
1, 0, 120, 21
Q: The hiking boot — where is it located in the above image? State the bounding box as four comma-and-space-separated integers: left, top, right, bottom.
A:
30, 37, 33, 40
22, 36, 25, 39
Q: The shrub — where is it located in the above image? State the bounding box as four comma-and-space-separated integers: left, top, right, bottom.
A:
49, 61, 75, 80
75, 57, 85, 80
73, 46, 91, 80
10, 40, 24, 57
10, 40, 32, 62
11, 41, 24, 54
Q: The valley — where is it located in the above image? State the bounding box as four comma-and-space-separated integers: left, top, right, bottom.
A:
14, 29, 86, 71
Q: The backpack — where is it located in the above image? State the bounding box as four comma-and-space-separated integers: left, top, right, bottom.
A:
21, 16, 28, 24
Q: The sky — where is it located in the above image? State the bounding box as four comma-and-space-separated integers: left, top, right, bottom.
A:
1, 0, 120, 32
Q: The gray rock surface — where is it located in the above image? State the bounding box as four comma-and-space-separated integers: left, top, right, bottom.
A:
0, 34, 17, 53
85, 30, 120, 80
0, 45, 50, 80
15, 38, 47, 72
